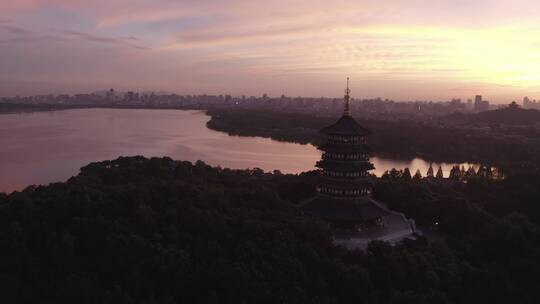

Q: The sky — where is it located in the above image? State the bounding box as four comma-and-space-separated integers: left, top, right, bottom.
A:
1, 0, 540, 102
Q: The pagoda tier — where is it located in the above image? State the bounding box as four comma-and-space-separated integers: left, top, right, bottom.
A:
318, 176, 372, 188
316, 185, 371, 197
319, 150, 371, 161
314, 100, 375, 201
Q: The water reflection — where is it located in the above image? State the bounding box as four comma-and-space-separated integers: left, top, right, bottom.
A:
0, 109, 476, 193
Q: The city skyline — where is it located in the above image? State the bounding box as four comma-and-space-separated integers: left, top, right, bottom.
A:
2, 0, 540, 103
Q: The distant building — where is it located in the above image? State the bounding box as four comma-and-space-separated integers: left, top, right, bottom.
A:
474, 95, 489, 112
125, 91, 137, 101
524, 96, 531, 108
448, 98, 466, 112
475, 95, 482, 105
300, 79, 416, 249
523, 96, 540, 109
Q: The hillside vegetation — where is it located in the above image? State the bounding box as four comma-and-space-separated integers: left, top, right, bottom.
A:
2, 157, 540, 303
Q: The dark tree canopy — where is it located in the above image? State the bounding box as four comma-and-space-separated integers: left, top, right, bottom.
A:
1, 156, 540, 304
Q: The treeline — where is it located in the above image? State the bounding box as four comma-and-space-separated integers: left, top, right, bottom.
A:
2, 157, 540, 303
381, 165, 503, 181
443, 106, 540, 126
206, 108, 540, 171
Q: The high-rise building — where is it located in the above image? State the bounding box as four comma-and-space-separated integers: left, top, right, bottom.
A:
474, 95, 489, 112
523, 96, 531, 108
474, 95, 482, 111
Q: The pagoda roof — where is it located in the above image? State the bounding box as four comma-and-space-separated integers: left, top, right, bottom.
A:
300, 195, 390, 222
320, 115, 372, 136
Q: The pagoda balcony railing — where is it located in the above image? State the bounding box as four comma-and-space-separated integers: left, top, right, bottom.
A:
325, 136, 367, 144
321, 171, 371, 178
321, 154, 370, 161
320, 176, 372, 183
318, 158, 372, 164
316, 187, 370, 197
321, 172, 371, 177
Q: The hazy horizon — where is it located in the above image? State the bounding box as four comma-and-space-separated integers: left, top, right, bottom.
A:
2, 0, 540, 103
0, 88, 519, 104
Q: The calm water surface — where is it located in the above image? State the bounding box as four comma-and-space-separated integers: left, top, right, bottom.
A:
0, 109, 475, 192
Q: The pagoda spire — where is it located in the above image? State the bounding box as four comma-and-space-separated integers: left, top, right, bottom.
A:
343, 77, 351, 116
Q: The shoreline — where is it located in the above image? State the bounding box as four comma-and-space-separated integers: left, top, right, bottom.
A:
1, 104, 527, 168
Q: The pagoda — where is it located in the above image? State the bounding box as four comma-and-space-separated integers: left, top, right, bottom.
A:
301, 79, 416, 242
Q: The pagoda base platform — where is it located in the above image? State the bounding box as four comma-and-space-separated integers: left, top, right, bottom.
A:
333, 210, 418, 250
301, 195, 418, 250
300, 195, 392, 224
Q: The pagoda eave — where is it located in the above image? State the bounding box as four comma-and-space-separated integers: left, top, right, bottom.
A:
318, 144, 372, 154
316, 161, 375, 171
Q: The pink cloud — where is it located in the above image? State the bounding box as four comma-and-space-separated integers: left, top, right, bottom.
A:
61, 30, 149, 50
0, 24, 32, 35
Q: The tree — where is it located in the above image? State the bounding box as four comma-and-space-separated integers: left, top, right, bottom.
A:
402, 168, 412, 181
436, 166, 444, 179
477, 165, 489, 178
413, 169, 423, 181
465, 166, 477, 179
3, 156, 540, 303
486, 166, 493, 179
491, 168, 504, 180
426, 164, 434, 177
389, 168, 402, 179
449, 165, 462, 180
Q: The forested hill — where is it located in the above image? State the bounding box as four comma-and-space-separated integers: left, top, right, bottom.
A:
206, 109, 540, 167
443, 107, 540, 125
2, 157, 540, 303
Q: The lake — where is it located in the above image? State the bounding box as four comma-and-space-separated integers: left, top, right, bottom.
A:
0, 109, 476, 193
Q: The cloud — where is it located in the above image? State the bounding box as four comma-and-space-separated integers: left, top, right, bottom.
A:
96, 8, 194, 29
0, 22, 149, 50
176, 23, 326, 46
0, 24, 33, 35
61, 30, 150, 50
